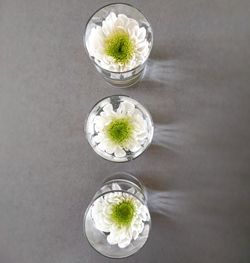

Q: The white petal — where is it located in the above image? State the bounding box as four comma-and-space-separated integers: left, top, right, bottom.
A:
106, 195, 123, 204
139, 223, 144, 234
140, 210, 149, 222
127, 20, 139, 36
136, 40, 148, 51
103, 206, 113, 216
100, 111, 116, 119
112, 183, 122, 191
135, 131, 148, 141
95, 123, 103, 132
133, 114, 147, 130
107, 231, 119, 245
102, 21, 113, 36
93, 133, 105, 143
102, 103, 113, 114
105, 12, 117, 21
93, 115, 104, 125
116, 14, 129, 27
114, 146, 126, 158
91, 200, 103, 216
108, 12, 117, 23
105, 141, 117, 154
127, 187, 136, 194
126, 139, 142, 152
130, 25, 140, 39
118, 236, 132, 248
93, 116, 108, 132
122, 71, 133, 79
132, 229, 140, 240
117, 101, 135, 115
102, 12, 117, 36
87, 27, 104, 54
91, 204, 112, 232
96, 139, 117, 154
137, 27, 146, 41
97, 139, 109, 151
93, 217, 111, 232
116, 102, 125, 115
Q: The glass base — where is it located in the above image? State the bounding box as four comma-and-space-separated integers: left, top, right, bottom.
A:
103, 68, 145, 88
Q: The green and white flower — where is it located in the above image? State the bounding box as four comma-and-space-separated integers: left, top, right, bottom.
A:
91, 183, 149, 248
93, 100, 148, 158
86, 12, 149, 72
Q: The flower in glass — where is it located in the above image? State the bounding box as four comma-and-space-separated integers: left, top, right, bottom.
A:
91, 183, 149, 248
93, 100, 148, 158
86, 12, 149, 72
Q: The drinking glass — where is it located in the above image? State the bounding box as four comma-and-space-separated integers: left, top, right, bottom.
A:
84, 3, 153, 88
84, 172, 151, 258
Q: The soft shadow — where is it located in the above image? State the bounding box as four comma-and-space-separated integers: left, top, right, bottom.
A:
135, 58, 191, 90
129, 58, 180, 89
151, 123, 184, 152
144, 59, 180, 84
134, 176, 187, 220
145, 188, 184, 219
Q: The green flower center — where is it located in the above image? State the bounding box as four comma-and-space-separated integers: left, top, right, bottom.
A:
110, 200, 135, 227
104, 30, 135, 64
105, 117, 134, 145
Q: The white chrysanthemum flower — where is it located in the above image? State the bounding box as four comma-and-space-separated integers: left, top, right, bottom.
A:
91, 183, 150, 248
93, 100, 148, 158
86, 12, 149, 72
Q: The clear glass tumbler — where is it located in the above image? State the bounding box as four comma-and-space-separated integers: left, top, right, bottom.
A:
84, 3, 153, 88
85, 95, 154, 162
84, 172, 151, 258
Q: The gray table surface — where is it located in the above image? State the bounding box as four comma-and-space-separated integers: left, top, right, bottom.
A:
1, 0, 250, 262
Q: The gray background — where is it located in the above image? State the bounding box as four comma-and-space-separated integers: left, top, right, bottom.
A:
0, 0, 250, 262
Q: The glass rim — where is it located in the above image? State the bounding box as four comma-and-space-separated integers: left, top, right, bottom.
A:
83, 2, 154, 74
84, 95, 154, 163
103, 172, 144, 191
